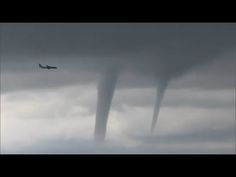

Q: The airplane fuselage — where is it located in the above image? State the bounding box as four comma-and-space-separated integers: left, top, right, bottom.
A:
39, 64, 57, 69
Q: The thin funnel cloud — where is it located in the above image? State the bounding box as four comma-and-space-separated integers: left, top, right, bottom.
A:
151, 78, 169, 134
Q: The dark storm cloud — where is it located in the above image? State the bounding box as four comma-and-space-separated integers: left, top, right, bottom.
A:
1, 53, 235, 93
1, 23, 235, 91
1, 23, 235, 75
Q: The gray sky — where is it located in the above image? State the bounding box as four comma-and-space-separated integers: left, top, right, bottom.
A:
1, 23, 235, 153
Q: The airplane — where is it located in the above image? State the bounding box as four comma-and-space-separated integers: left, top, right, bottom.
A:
39, 64, 58, 69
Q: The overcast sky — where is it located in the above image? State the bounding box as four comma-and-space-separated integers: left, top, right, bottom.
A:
1, 23, 235, 154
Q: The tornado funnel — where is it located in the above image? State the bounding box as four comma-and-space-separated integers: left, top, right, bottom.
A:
94, 68, 120, 142
151, 79, 168, 134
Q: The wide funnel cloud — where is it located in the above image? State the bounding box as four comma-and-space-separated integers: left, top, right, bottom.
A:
95, 67, 120, 142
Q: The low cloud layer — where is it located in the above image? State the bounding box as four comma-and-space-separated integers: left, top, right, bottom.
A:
1, 84, 235, 153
